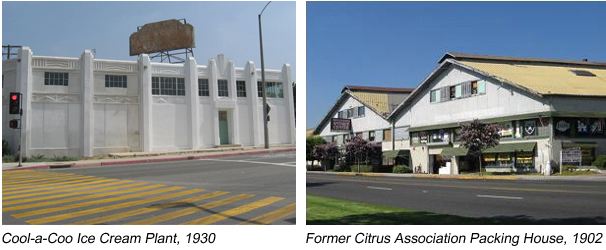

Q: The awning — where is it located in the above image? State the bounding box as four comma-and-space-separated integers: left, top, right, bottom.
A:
483, 142, 536, 154
562, 142, 598, 148
382, 150, 410, 158
440, 147, 469, 158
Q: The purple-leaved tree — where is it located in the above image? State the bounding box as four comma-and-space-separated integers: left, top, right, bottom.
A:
345, 136, 376, 173
314, 142, 340, 171
459, 119, 501, 175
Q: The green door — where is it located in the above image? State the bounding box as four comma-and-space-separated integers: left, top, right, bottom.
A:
219, 111, 229, 145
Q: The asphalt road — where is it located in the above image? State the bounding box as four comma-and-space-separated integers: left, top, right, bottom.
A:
2, 152, 296, 225
307, 172, 606, 224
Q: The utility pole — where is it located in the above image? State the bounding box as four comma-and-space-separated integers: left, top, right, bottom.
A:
259, 1, 271, 149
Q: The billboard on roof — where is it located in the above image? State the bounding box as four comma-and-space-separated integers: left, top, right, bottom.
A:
129, 19, 195, 56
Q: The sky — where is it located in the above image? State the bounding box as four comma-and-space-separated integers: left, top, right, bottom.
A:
2, 1, 295, 79
307, 1, 606, 129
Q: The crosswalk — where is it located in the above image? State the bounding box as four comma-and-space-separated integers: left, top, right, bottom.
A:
2, 170, 295, 225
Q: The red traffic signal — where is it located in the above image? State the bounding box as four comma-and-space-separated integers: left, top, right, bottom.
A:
9, 119, 19, 129
9, 92, 21, 115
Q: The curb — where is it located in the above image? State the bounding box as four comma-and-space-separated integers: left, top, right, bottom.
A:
317, 171, 521, 180
3, 147, 296, 171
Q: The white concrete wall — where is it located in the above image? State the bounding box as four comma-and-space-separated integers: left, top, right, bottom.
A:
2, 48, 294, 157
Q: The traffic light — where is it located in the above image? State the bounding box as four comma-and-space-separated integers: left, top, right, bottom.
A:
9, 119, 19, 129
9, 92, 21, 115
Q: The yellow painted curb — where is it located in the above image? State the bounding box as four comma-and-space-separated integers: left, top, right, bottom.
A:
337, 173, 385, 177
414, 175, 520, 180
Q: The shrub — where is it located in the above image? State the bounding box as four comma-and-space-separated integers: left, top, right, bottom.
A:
49, 155, 79, 162
393, 165, 412, 173
592, 155, 606, 170
334, 162, 350, 172
351, 164, 373, 173
2, 140, 11, 156
2, 154, 14, 163
27, 154, 47, 162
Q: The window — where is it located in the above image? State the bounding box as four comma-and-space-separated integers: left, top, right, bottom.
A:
358, 106, 365, 117
236, 81, 246, 97
152, 77, 185, 96
471, 81, 478, 94
257, 81, 284, 98
449, 86, 456, 99
198, 79, 209, 96
338, 111, 344, 118
105, 75, 127, 88
346, 109, 353, 118
455, 84, 462, 98
477, 80, 486, 94
355, 132, 363, 138
218, 80, 229, 97
45, 72, 69, 86
430, 89, 441, 103
369, 131, 376, 141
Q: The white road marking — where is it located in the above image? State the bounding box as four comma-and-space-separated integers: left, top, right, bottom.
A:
477, 194, 523, 200
198, 158, 296, 167
366, 186, 392, 191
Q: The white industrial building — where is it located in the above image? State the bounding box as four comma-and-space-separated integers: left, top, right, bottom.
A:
389, 53, 606, 174
2, 47, 295, 157
312, 53, 606, 174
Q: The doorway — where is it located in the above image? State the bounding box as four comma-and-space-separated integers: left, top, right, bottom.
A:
219, 111, 229, 145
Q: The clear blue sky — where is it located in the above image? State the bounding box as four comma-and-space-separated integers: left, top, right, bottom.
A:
307, 1, 606, 129
2, 1, 295, 78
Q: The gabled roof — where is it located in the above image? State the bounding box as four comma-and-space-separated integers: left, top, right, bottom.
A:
313, 92, 384, 135
389, 52, 606, 120
313, 86, 409, 135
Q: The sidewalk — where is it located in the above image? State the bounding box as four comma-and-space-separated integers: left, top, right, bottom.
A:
310, 171, 606, 182
2, 144, 296, 171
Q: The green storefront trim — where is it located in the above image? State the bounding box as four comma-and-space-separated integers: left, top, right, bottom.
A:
383, 150, 410, 158
440, 147, 469, 158
483, 142, 536, 153
409, 111, 552, 132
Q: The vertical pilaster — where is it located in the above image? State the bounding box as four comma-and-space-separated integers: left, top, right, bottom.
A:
228, 61, 239, 145
80, 50, 94, 157
185, 57, 200, 149
138, 54, 152, 152
282, 64, 295, 143
209, 58, 220, 146
245, 61, 260, 145
15, 47, 33, 157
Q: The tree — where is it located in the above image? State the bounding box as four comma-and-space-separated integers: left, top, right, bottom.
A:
459, 119, 501, 175
345, 136, 376, 173
314, 142, 340, 171
306, 136, 326, 167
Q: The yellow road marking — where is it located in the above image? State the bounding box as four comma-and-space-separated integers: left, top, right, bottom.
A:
3, 174, 85, 184
3, 179, 117, 195
26, 188, 201, 225
3, 172, 71, 180
3, 176, 101, 188
12, 185, 173, 218
182, 197, 284, 225
2, 182, 149, 210
307, 175, 606, 195
239, 203, 296, 225
3, 180, 133, 200
126, 194, 255, 225
2, 177, 106, 191
69, 191, 228, 225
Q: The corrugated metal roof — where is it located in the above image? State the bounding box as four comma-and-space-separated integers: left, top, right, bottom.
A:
441, 52, 606, 67
350, 92, 391, 115
343, 85, 415, 93
458, 61, 606, 97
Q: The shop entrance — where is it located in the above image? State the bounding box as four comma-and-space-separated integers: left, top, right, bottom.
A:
219, 111, 229, 145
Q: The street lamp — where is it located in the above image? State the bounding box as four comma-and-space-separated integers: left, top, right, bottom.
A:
259, 1, 271, 149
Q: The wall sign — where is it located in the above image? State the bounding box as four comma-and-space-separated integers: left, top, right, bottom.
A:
561, 147, 582, 164
330, 118, 351, 132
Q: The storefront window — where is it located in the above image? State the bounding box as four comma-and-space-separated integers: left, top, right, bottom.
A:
516, 152, 534, 169
429, 129, 450, 143
497, 122, 514, 138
